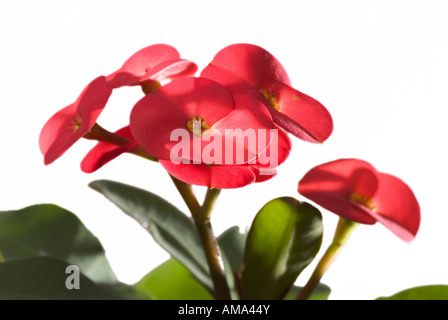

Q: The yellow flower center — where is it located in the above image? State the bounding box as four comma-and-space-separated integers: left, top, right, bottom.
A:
260, 89, 281, 111
350, 193, 376, 211
187, 116, 211, 137
141, 79, 161, 95
71, 115, 82, 133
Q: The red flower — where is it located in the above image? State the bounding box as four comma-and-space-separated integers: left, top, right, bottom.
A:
40, 44, 197, 166
201, 43, 333, 143
39, 76, 113, 165
130, 77, 291, 188
105, 44, 197, 89
298, 158, 420, 242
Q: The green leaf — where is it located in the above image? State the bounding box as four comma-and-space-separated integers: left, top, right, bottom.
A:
0, 204, 117, 283
283, 283, 331, 300
241, 197, 323, 300
135, 259, 213, 300
0, 257, 116, 300
217, 226, 247, 299
217, 226, 247, 273
377, 285, 448, 300
89, 180, 212, 291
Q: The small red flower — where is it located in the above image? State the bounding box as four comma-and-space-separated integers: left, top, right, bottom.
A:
298, 158, 420, 242
40, 44, 197, 166
130, 77, 290, 188
39, 76, 113, 165
201, 43, 333, 143
105, 44, 198, 89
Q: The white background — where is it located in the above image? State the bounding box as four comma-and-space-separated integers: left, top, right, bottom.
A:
1, 1, 447, 300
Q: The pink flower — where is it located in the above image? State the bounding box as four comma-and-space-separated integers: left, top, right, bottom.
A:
39, 76, 112, 165
201, 43, 333, 143
129, 77, 291, 188
105, 44, 197, 90
298, 158, 421, 242
40, 44, 197, 166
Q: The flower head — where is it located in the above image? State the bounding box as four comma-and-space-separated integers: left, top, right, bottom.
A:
298, 158, 420, 242
39, 76, 112, 165
130, 77, 291, 188
40, 44, 197, 166
105, 44, 198, 89
201, 43, 333, 143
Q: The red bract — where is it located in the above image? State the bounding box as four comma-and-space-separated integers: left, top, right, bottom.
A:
130, 77, 291, 189
39, 76, 113, 165
298, 159, 420, 242
201, 43, 333, 143
80, 126, 136, 173
159, 124, 291, 188
106, 44, 198, 89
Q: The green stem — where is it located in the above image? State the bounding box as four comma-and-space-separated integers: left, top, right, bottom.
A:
170, 177, 230, 300
0, 251, 4, 263
169, 175, 201, 215
194, 188, 230, 300
296, 217, 358, 300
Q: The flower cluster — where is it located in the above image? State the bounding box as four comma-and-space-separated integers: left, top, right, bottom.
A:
40, 43, 420, 242
40, 43, 333, 189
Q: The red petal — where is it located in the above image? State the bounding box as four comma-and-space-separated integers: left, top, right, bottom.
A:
298, 159, 378, 224
105, 71, 140, 88
266, 82, 333, 143
200, 63, 254, 94
76, 76, 113, 130
139, 59, 198, 83
202, 43, 291, 89
249, 165, 277, 183
81, 126, 136, 173
39, 104, 82, 165
254, 124, 291, 170
106, 44, 181, 88
159, 160, 256, 189
130, 77, 234, 160
39, 76, 112, 165
211, 93, 274, 165
369, 173, 421, 242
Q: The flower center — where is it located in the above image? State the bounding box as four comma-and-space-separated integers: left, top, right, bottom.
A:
260, 89, 281, 111
140, 79, 161, 95
187, 116, 211, 137
71, 115, 82, 133
350, 193, 376, 211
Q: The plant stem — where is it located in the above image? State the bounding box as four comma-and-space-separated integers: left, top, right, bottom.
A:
296, 217, 358, 300
169, 175, 201, 215
0, 251, 4, 263
195, 188, 230, 300
84, 123, 130, 145
170, 176, 230, 300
